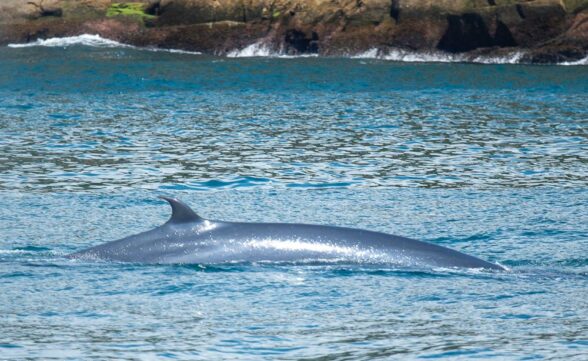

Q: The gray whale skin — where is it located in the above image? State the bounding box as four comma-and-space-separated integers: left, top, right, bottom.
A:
70, 197, 504, 270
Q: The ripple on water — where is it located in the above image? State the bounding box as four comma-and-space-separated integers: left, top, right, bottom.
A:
0, 57, 587, 192
0, 47, 587, 360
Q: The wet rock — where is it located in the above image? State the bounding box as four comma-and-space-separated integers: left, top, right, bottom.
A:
522, 9, 588, 63
490, 1, 570, 48
522, 44, 586, 63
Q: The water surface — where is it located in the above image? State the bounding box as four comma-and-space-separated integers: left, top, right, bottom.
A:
0, 44, 587, 360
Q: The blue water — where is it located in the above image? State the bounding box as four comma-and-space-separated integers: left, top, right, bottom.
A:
1, 44, 587, 360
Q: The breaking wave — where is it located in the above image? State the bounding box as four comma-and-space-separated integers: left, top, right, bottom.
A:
7, 35, 586, 65
227, 42, 272, 58
559, 55, 588, 66
8, 34, 131, 49
226, 42, 318, 58
226, 44, 586, 65
7, 34, 202, 55
352, 48, 524, 64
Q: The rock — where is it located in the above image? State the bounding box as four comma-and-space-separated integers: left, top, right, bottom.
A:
0, 0, 585, 62
152, 0, 267, 26
503, 1, 569, 47
25, 0, 62, 19
564, 9, 588, 43
521, 9, 588, 62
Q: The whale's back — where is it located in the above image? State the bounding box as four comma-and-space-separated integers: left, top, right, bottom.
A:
69, 197, 504, 270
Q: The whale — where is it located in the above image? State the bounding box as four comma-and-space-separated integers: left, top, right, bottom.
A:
69, 197, 505, 270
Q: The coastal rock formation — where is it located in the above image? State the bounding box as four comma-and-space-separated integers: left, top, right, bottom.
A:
0, 0, 586, 62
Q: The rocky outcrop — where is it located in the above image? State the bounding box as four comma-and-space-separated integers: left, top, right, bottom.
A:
0, 0, 586, 62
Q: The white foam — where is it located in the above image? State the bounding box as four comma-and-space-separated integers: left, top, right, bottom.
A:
351, 48, 380, 59
7, 34, 201, 54
8, 35, 584, 64
470, 51, 524, 64
559, 55, 588, 66
149, 47, 201, 55
353, 48, 456, 62
226, 42, 318, 58
385, 48, 459, 63
227, 42, 272, 58
0, 249, 29, 254
8, 34, 131, 48
354, 47, 525, 64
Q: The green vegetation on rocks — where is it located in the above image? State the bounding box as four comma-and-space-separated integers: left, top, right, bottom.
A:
106, 3, 155, 19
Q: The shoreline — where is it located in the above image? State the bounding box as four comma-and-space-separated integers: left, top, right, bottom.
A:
5, 33, 587, 66
1, 0, 586, 64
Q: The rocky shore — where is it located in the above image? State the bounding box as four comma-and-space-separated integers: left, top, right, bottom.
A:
1, 0, 587, 62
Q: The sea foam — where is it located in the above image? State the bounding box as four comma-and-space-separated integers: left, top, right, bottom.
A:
8, 34, 130, 48
226, 42, 318, 58
560, 55, 588, 66
7, 35, 586, 65
7, 34, 202, 55
353, 48, 525, 64
226, 42, 272, 58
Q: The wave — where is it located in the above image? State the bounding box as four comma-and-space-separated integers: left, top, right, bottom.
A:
7, 34, 202, 55
227, 44, 528, 64
227, 44, 585, 65
8, 34, 131, 48
559, 55, 588, 66
227, 42, 272, 58
7, 35, 585, 65
352, 48, 524, 64
226, 41, 318, 58
220, 45, 527, 63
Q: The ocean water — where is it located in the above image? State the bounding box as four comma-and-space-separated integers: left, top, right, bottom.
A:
1, 38, 587, 360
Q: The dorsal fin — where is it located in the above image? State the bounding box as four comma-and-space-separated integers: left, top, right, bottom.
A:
159, 196, 203, 224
